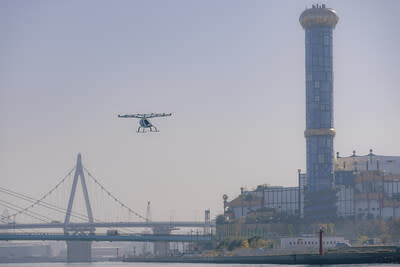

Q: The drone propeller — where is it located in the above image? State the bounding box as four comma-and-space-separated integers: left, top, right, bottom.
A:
118, 113, 172, 119
118, 114, 145, 119
143, 113, 172, 118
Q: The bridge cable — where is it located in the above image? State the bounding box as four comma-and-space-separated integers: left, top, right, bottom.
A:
79, 168, 151, 235
0, 215, 9, 223
1, 166, 142, 235
0, 199, 52, 222
0, 200, 51, 223
0, 187, 138, 234
0, 187, 89, 222
0, 188, 139, 233
0, 186, 87, 220
0, 188, 134, 234
0, 167, 77, 220
83, 167, 147, 221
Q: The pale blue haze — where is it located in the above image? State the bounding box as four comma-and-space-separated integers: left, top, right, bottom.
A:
0, 1, 399, 220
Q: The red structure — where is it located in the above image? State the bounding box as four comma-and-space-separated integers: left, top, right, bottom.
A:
319, 228, 324, 255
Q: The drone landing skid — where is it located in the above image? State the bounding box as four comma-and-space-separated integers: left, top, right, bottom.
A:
137, 126, 159, 133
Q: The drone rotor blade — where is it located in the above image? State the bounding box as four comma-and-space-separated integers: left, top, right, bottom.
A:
117, 114, 145, 118
145, 113, 172, 118
118, 113, 172, 119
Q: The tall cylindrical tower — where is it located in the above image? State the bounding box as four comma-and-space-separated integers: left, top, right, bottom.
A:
299, 5, 339, 193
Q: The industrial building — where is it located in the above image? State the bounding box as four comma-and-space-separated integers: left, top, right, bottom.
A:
222, 5, 400, 223
263, 186, 303, 216
225, 151, 400, 220
335, 150, 400, 219
226, 184, 303, 219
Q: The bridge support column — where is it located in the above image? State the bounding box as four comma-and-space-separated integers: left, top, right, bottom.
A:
152, 226, 172, 256
66, 241, 92, 262
64, 155, 94, 262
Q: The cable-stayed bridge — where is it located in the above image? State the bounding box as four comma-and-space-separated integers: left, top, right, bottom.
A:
0, 154, 213, 262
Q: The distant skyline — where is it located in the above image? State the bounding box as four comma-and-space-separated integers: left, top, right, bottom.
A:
1, 0, 399, 220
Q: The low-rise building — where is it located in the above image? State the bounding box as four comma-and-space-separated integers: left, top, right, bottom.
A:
336, 170, 400, 219
280, 236, 349, 249
223, 150, 400, 221
263, 186, 302, 216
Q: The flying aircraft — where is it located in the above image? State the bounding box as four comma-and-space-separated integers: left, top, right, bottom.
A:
117, 113, 172, 133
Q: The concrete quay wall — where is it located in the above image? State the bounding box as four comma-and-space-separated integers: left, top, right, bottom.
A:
124, 247, 400, 265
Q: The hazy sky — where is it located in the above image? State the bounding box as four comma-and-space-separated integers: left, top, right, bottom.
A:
1, 0, 399, 221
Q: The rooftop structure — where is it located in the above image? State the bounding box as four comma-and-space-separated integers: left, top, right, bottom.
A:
299, 4, 339, 29
336, 149, 400, 175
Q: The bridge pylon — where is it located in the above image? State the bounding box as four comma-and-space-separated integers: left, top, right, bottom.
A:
64, 153, 94, 262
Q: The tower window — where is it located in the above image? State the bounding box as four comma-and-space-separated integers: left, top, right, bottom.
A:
314, 81, 320, 88
318, 154, 325, 163
320, 104, 330, 111
324, 36, 329, 46
314, 95, 320, 102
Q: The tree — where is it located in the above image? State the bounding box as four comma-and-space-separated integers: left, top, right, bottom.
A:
327, 223, 335, 235
241, 239, 249, 248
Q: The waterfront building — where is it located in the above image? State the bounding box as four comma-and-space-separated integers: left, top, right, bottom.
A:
263, 186, 302, 216
280, 236, 349, 249
335, 151, 400, 219
219, 5, 400, 226
225, 174, 306, 219
227, 193, 262, 219
225, 150, 400, 220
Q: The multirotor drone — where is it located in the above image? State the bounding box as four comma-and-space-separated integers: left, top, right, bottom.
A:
117, 113, 172, 133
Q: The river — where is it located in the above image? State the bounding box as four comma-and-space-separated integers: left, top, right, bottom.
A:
1, 263, 400, 267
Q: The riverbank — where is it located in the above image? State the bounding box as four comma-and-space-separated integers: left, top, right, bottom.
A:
124, 246, 400, 265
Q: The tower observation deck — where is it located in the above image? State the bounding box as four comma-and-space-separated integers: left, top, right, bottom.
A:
300, 4, 338, 193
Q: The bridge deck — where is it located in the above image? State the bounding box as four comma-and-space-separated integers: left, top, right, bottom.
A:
0, 221, 214, 230
0, 233, 212, 242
